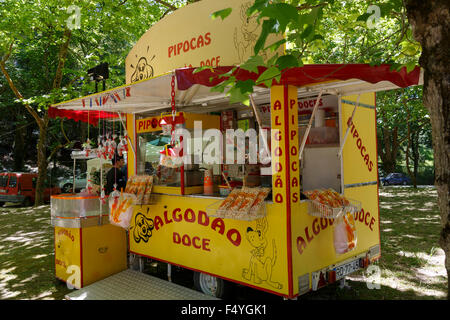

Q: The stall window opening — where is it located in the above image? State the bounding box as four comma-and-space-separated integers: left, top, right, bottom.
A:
0, 175, 9, 187
8, 176, 17, 188
137, 131, 180, 186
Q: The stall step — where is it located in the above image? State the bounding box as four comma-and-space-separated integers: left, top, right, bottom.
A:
65, 269, 220, 300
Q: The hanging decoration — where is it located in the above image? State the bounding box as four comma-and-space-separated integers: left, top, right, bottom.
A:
159, 74, 183, 168
95, 104, 121, 161
117, 124, 128, 156
82, 109, 93, 157
81, 87, 131, 110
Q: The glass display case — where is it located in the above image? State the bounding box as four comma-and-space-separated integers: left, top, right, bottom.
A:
135, 112, 221, 195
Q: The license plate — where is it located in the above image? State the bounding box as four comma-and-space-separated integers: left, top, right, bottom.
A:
334, 259, 360, 280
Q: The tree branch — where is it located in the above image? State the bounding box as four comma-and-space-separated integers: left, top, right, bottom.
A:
351, 28, 403, 62
297, 2, 329, 11
154, 0, 177, 11
0, 55, 44, 131
1, 42, 14, 64
52, 28, 72, 90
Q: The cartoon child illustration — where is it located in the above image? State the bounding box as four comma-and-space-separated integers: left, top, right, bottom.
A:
234, 1, 268, 62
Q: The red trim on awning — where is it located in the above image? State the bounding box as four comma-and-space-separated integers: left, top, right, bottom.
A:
175, 64, 421, 91
48, 107, 119, 126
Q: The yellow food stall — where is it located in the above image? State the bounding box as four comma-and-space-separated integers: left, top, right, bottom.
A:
49, 0, 422, 299
51, 194, 127, 289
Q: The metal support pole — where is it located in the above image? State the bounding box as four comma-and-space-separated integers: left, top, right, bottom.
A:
99, 156, 103, 226
139, 257, 144, 272
249, 94, 270, 161
167, 263, 172, 282
299, 90, 324, 160
338, 94, 360, 158
72, 158, 76, 193
117, 112, 136, 155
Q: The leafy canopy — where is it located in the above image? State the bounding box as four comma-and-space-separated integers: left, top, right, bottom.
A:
206, 0, 421, 105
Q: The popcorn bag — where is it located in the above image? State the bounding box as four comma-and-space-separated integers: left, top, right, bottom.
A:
109, 191, 136, 229
123, 175, 154, 205
159, 145, 183, 168
333, 212, 357, 254
215, 187, 270, 219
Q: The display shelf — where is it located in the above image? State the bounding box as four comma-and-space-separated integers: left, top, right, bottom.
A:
205, 200, 266, 221
307, 198, 361, 219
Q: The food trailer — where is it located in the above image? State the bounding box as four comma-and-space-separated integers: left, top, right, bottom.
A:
49, 0, 422, 299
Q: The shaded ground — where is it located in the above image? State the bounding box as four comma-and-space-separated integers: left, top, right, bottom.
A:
0, 205, 70, 299
303, 186, 447, 300
0, 186, 447, 300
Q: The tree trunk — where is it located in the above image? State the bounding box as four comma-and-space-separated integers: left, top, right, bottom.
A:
379, 124, 400, 173
35, 114, 49, 206
13, 109, 26, 172
406, 0, 450, 299
405, 106, 415, 187
412, 129, 420, 188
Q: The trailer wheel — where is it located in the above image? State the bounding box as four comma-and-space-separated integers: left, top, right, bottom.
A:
193, 272, 232, 299
0, 202, 4, 207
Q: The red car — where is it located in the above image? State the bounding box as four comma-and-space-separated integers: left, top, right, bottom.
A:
0, 172, 61, 206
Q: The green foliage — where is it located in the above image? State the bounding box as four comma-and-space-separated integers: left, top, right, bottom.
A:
211, 7, 233, 20
0, 0, 171, 173
240, 55, 265, 73
0, 0, 166, 108
197, 0, 421, 108
376, 86, 432, 178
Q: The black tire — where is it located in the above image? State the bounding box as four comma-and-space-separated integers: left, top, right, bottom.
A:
22, 197, 32, 207
403, 181, 407, 185
0, 202, 4, 207
62, 183, 73, 193
193, 272, 233, 299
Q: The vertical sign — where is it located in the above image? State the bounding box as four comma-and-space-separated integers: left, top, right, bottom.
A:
270, 84, 299, 297
270, 86, 287, 207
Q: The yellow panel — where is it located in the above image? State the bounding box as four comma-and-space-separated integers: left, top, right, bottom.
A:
291, 185, 380, 295
290, 92, 381, 296
54, 227, 81, 288
344, 185, 380, 256
184, 113, 221, 131
81, 224, 128, 287
125, 0, 283, 83
153, 185, 203, 195
269, 85, 299, 297
291, 202, 336, 293
341, 93, 377, 185
129, 194, 289, 296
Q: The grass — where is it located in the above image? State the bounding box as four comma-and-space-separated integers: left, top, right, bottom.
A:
0, 204, 71, 299
304, 186, 447, 300
0, 186, 447, 300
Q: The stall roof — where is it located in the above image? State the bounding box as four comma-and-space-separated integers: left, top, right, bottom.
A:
50, 64, 422, 119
